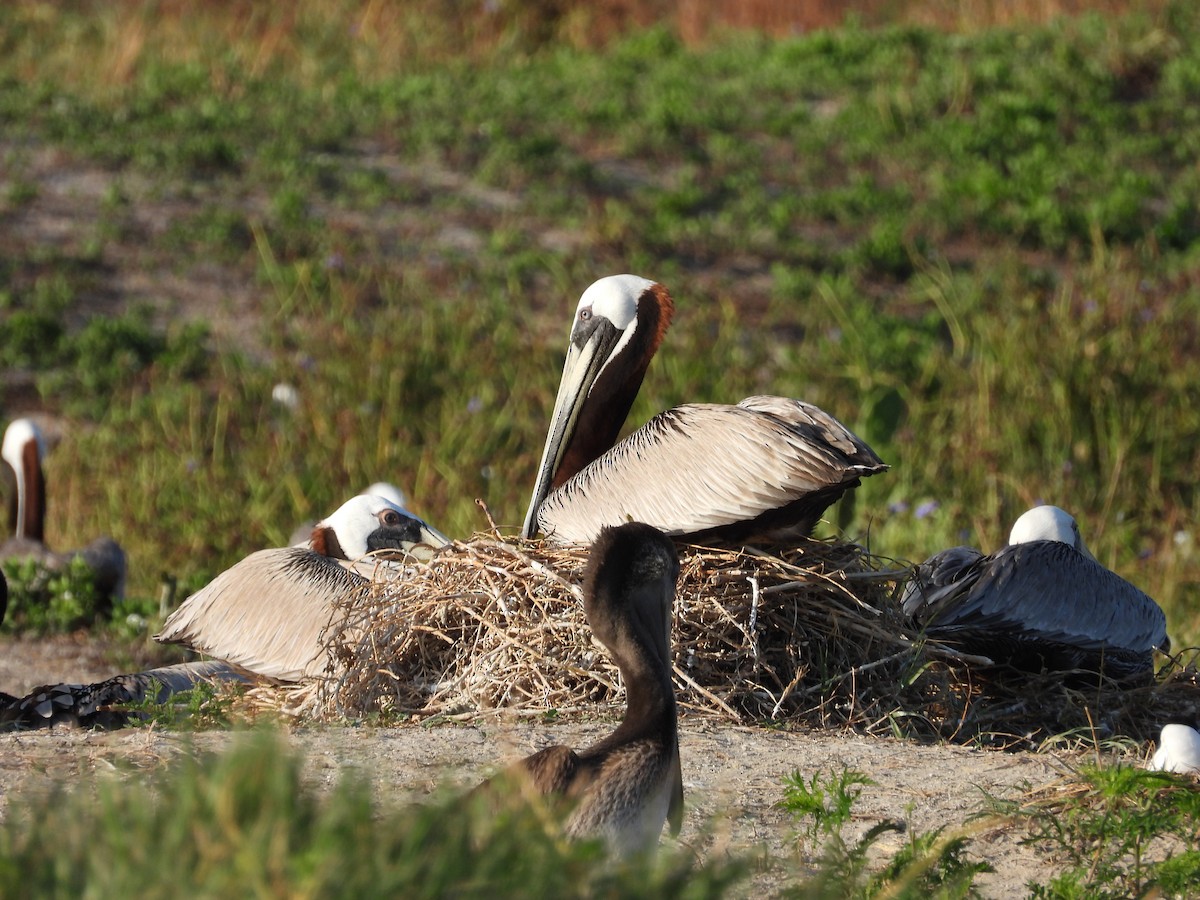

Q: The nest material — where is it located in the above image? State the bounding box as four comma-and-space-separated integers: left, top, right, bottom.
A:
261, 535, 1199, 751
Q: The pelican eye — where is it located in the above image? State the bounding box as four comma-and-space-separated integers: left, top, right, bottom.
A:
578, 307, 592, 321
381, 509, 402, 527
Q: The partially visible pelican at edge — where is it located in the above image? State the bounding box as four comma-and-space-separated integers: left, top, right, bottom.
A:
474, 522, 683, 855
155, 493, 451, 681
1149, 724, 1200, 774
902, 505, 1169, 679
521, 275, 887, 545
1, 418, 126, 602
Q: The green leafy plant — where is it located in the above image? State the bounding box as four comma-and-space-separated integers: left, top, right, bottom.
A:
779, 767, 990, 898
1008, 764, 1200, 898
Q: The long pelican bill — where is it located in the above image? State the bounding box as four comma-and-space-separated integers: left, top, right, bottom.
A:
521, 320, 623, 539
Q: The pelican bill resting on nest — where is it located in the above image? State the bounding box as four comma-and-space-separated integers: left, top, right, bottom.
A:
473, 522, 683, 855
902, 505, 1169, 680
521, 275, 887, 546
155, 493, 451, 682
1149, 724, 1200, 774
2, 417, 127, 603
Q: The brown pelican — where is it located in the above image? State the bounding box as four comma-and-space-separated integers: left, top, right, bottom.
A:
1150, 724, 1200, 774
286, 482, 409, 547
1, 418, 127, 602
155, 493, 450, 681
902, 505, 1169, 680
521, 275, 887, 545
475, 522, 683, 855
0, 660, 250, 731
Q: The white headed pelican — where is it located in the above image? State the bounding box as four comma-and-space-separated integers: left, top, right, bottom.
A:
903, 505, 1169, 680
1149, 724, 1200, 774
521, 275, 886, 545
155, 493, 450, 681
2, 418, 127, 601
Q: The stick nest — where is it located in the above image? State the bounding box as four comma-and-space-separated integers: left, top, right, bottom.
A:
260, 535, 1198, 751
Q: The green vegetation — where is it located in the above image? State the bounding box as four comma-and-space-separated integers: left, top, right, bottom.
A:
2, 2, 1197, 646
995, 763, 1200, 898
0, 731, 746, 898
779, 767, 991, 898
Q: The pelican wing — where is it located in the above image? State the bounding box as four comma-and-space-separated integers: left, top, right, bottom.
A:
909, 541, 1168, 656
155, 548, 381, 681
901, 546, 986, 617
537, 398, 886, 544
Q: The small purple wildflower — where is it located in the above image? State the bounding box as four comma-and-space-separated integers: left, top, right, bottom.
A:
466, 396, 484, 414
887, 500, 909, 514
914, 500, 939, 519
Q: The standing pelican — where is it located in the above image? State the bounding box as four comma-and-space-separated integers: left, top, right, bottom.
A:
155, 494, 451, 681
903, 505, 1169, 679
521, 275, 887, 545
1149, 724, 1200, 774
1, 418, 126, 602
475, 522, 683, 854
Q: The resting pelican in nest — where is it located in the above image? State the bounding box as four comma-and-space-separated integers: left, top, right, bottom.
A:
521, 275, 886, 545
1149, 724, 1200, 774
155, 493, 451, 681
902, 505, 1169, 680
1, 418, 126, 602
475, 522, 683, 855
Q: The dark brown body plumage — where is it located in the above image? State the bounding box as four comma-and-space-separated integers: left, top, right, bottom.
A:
480, 522, 683, 855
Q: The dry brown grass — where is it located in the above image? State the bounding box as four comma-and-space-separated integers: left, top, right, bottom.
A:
7, 0, 1177, 91
248, 535, 1199, 751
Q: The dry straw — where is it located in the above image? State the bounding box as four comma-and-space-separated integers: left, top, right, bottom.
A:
259, 534, 1199, 751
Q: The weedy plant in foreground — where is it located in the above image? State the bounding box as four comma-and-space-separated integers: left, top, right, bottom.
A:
994, 764, 1200, 899
777, 767, 991, 898
0, 730, 747, 899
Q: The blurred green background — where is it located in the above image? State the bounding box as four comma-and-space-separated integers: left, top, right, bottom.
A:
1, 0, 1197, 646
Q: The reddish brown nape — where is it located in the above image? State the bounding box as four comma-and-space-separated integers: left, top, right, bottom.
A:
551, 282, 676, 488
309, 525, 330, 557
21, 438, 45, 543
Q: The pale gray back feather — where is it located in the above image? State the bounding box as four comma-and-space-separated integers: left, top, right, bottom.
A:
155, 547, 380, 681
538, 399, 885, 544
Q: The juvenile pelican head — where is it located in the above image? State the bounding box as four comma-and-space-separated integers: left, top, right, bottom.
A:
522, 276, 674, 539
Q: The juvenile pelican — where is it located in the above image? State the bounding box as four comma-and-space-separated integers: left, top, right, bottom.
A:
903, 505, 1169, 679
1149, 724, 1200, 774
476, 522, 683, 855
521, 275, 886, 545
155, 494, 451, 681
1, 418, 127, 602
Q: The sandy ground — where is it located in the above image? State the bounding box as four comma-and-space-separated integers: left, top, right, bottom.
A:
0, 633, 1100, 897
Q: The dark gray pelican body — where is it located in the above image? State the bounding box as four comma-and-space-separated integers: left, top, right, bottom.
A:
477, 522, 683, 855
0, 661, 250, 731
1, 418, 127, 602
521, 276, 885, 545
156, 494, 450, 682
903, 505, 1168, 679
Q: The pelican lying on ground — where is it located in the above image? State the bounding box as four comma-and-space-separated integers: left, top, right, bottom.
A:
521, 275, 886, 545
1149, 724, 1200, 774
155, 494, 451, 681
0, 660, 250, 731
902, 505, 1169, 679
475, 522, 683, 854
1, 418, 127, 602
